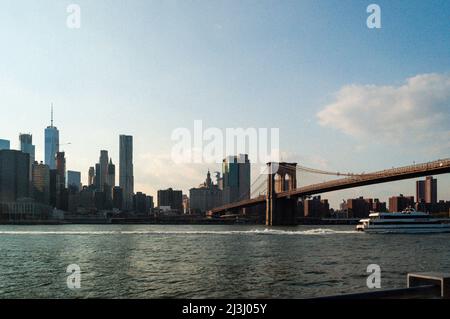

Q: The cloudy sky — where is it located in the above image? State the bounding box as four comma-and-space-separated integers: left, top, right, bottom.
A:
1, 0, 450, 208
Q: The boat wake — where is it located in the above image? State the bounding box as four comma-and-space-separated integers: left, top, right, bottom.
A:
0, 228, 358, 236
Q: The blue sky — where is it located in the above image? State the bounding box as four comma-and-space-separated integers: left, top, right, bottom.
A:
1, 0, 450, 207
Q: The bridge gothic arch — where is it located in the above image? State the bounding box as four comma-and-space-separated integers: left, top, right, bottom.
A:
266, 162, 298, 225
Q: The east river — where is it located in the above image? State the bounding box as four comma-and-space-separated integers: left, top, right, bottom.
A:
1, 224, 449, 298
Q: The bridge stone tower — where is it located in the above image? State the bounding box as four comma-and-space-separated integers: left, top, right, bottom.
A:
266, 162, 298, 226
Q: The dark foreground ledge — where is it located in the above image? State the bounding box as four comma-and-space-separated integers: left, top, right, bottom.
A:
315, 273, 450, 299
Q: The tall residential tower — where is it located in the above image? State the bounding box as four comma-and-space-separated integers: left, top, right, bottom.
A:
119, 135, 134, 210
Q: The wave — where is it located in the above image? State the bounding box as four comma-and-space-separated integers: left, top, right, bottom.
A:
0, 228, 358, 236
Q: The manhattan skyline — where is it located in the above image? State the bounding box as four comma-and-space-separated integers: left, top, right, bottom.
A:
2, 0, 450, 208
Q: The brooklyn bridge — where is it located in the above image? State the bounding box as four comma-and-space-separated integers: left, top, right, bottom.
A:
210, 158, 450, 226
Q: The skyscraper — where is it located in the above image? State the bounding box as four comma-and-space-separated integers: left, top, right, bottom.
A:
416, 180, 425, 203
49, 169, 61, 208
222, 154, 251, 204
0, 150, 30, 202
416, 176, 437, 204
45, 106, 59, 169
67, 171, 82, 192
88, 167, 95, 186
99, 150, 109, 191
95, 163, 101, 189
425, 176, 437, 204
32, 162, 50, 204
20, 133, 35, 181
112, 186, 123, 210
56, 152, 66, 189
104, 157, 115, 200
119, 135, 134, 210
107, 159, 115, 189
0, 139, 10, 150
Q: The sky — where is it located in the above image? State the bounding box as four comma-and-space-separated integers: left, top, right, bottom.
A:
1, 0, 450, 208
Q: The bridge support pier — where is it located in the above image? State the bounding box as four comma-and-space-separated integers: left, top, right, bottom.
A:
266, 162, 298, 226
266, 196, 297, 226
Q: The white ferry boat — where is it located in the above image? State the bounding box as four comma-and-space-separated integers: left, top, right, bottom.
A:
356, 208, 450, 233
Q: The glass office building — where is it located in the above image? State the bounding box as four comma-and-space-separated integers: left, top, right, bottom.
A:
45, 126, 59, 170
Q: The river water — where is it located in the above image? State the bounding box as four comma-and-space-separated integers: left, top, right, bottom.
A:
0, 224, 449, 298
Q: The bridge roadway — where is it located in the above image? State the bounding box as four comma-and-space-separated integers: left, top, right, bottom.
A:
211, 158, 450, 214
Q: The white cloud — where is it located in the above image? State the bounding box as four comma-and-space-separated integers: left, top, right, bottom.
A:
317, 73, 450, 145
